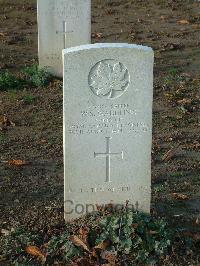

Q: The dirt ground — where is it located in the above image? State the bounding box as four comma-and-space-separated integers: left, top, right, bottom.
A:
0, 0, 199, 263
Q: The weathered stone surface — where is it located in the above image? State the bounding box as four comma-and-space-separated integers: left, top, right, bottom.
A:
37, 0, 91, 77
63, 43, 154, 220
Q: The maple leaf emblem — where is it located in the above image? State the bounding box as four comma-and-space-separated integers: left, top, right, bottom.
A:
89, 60, 129, 99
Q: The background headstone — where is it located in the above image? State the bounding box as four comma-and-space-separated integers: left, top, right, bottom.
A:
37, 0, 91, 77
63, 43, 154, 221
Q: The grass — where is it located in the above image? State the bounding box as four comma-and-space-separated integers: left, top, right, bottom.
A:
168, 67, 180, 76
163, 67, 185, 86
6, 89, 18, 101
22, 94, 37, 104
0, 65, 52, 91
169, 171, 184, 178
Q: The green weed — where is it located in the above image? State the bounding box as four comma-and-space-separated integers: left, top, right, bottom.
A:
0, 132, 6, 143
0, 66, 52, 91
22, 94, 37, 104
0, 71, 23, 91
47, 232, 82, 262
22, 65, 52, 87
154, 184, 166, 193
95, 210, 172, 264
6, 90, 18, 101
170, 171, 184, 178
168, 67, 179, 76
164, 68, 184, 86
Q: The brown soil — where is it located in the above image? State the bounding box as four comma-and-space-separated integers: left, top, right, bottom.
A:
0, 0, 199, 264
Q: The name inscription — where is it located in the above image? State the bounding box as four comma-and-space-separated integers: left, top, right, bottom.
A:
41, 1, 82, 18
68, 103, 150, 135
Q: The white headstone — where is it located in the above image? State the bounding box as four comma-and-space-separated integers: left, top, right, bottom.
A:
37, 0, 91, 77
63, 43, 154, 221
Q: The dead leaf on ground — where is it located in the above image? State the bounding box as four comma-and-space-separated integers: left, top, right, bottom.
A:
0, 255, 7, 262
92, 32, 103, 39
40, 139, 48, 144
160, 42, 184, 51
2, 114, 15, 127
101, 250, 117, 266
171, 193, 189, 200
160, 15, 167, 20
1, 229, 10, 236
94, 240, 111, 251
177, 19, 190, 25
0, 32, 6, 37
162, 145, 180, 162
70, 235, 90, 253
93, 239, 111, 258
177, 98, 192, 105
25, 246, 46, 262
78, 227, 89, 246
71, 257, 94, 266
1, 159, 29, 166
193, 24, 200, 29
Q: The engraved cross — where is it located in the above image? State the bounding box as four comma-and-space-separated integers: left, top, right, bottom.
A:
94, 137, 123, 183
56, 21, 73, 49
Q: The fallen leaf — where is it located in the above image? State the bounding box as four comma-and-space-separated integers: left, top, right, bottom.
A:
0, 255, 6, 262
7, 159, 29, 166
162, 145, 180, 162
160, 42, 184, 51
93, 240, 107, 258
181, 72, 192, 78
101, 250, 117, 266
71, 257, 94, 266
25, 246, 46, 262
178, 19, 190, 24
2, 115, 15, 127
1, 229, 10, 236
94, 239, 111, 251
177, 98, 192, 105
193, 24, 200, 29
160, 15, 166, 20
70, 235, 90, 252
40, 139, 48, 144
171, 193, 189, 200
79, 227, 89, 246
92, 32, 103, 39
